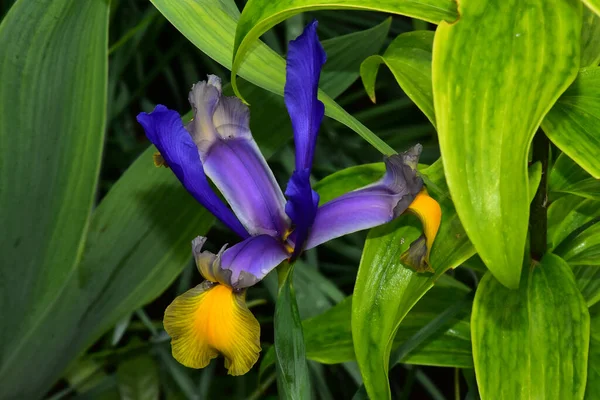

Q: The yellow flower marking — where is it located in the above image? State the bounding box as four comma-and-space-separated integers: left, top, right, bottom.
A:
163, 282, 261, 375
153, 151, 169, 168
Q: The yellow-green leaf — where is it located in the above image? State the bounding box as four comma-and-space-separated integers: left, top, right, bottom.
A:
543, 67, 600, 179
231, 0, 458, 101
433, 0, 582, 288
581, 5, 600, 67
584, 0, 600, 17
472, 254, 590, 400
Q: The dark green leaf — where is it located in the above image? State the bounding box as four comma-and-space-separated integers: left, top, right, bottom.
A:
0, 0, 109, 397
547, 195, 600, 249
581, 6, 600, 67
556, 221, 600, 265
472, 254, 590, 399
572, 265, 600, 307
433, 0, 582, 288
585, 305, 600, 399
275, 265, 311, 399
116, 355, 160, 400
320, 18, 391, 99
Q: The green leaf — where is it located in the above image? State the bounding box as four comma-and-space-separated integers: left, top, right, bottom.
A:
360, 30, 435, 125
585, 305, 600, 399
433, 0, 582, 288
581, 6, 600, 67
548, 148, 600, 203
320, 18, 391, 99
151, 0, 395, 155
0, 0, 109, 397
556, 221, 600, 265
275, 265, 311, 399
547, 195, 600, 249
472, 254, 590, 400
584, 0, 600, 17
116, 355, 160, 400
572, 265, 600, 307
543, 67, 600, 179
260, 279, 473, 373
231, 0, 459, 100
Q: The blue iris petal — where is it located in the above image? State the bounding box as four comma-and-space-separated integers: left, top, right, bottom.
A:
283, 20, 326, 253
137, 105, 249, 239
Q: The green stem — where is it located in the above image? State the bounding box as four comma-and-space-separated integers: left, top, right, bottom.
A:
529, 129, 549, 261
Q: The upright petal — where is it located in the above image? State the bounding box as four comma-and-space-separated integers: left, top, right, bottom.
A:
304, 145, 424, 250
285, 169, 319, 258
137, 105, 248, 238
186, 78, 289, 237
285, 20, 326, 172
164, 281, 261, 375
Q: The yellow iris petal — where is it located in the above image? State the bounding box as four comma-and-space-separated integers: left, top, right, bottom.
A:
401, 189, 442, 272
163, 282, 261, 375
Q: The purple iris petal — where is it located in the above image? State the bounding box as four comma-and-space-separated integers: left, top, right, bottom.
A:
283, 21, 326, 251
285, 20, 326, 172
186, 78, 290, 238
221, 235, 290, 288
304, 148, 424, 250
285, 169, 319, 258
137, 105, 249, 239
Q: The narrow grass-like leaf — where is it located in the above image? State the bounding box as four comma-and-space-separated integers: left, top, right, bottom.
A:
547, 195, 600, 249
572, 265, 600, 307
543, 67, 600, 178
0, 0, 109, 397
275, 265, 311, 400
556, 221, 600, 265
231, 0, 459, 99
581, 6, 600, 67
549, 152, 600, 200
151, 0, 395, 155
361, 30, 435, 125
433, 0, 582, 288
320, 18, 391, 98
472, 254, 590, 400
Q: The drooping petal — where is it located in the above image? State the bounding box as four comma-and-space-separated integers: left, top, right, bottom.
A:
285, 169, 319, 258
192, 235, 290, 289
186, 77, 289, 237
303, 145, 424, 250
400, 189, 442, 271
285, 20, 326, 172
163, 281, 261, 376
137, 105, 248, 239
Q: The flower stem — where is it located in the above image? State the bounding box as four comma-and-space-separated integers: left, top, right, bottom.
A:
529, 129, 549, 261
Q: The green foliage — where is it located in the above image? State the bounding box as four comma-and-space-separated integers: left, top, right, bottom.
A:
2, 0, 600, 399
472, 254, 590, 400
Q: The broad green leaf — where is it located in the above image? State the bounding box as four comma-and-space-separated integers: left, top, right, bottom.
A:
275, 265, 311, 400
573, 265, 600, 307
548, 150, 600, 203
151, 0, 395, 155
548, 195, 600, 249
116, 355, 160, 400
0, 0, 109, 397
320, 18, 391, 99
472, 254, 590, 400
581, 6, 600, 67
584, 0, 600, 17
361, 30, 435, 125
585, 305, 600, 399
433, 0, 582, 289
556, 221, 600, 265
543, 67, 600, 179
231, 0, 459, 99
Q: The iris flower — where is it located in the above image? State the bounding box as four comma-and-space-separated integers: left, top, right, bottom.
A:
137, 21, 441, 376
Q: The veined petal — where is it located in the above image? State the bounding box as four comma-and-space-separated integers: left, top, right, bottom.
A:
304, 145, 424, 250
193, 235, 289, 289
137, 105, 248, 239
187, 77, 289, 237
285, 169, 319, 258
164, 281, 260, 376
285, 20, 326, 172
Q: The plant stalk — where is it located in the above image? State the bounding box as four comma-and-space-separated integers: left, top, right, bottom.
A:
529, 129, 549, 261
